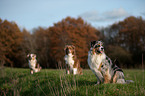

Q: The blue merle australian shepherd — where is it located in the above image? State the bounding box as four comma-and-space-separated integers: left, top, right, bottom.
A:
87, 41, 134, 85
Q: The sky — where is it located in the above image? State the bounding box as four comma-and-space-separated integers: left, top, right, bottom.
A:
0, 0, 145, 31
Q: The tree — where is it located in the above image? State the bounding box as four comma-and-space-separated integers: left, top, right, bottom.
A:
0, 19, 23, 67
48, 17, 100, 68
105, 45, 132, 68
32, 27, 51, 68
101, 16, 145, 68
113, 16, 145, 65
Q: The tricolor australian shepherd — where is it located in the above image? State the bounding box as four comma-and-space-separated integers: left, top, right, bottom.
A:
87, 41, 134, 85
27, 54, 42, 74
64, 45, 83, 75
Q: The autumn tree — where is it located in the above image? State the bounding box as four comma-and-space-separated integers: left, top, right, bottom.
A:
0, 19, 24, 67
48, 17, 100, 68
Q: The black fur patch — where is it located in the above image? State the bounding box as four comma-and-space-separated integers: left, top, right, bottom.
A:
91, 41, 97, 47
106, 56, 112, 65
113, 66, 123, 74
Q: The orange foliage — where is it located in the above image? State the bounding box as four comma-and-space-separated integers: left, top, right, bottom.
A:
1, 16, 144, 68
0, 19, 23, 67
48, 17, 99, 68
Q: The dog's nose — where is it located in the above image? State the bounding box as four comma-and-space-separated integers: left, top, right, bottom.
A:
101, 47, 104, 50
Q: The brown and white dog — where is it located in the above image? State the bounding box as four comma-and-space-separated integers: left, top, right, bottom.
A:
64, 45, 83, 75
88, 41, 134, 85
27, 54, 42, 74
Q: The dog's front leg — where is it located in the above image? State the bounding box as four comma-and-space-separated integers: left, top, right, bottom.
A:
73, 68, 77, 75
65, 64, 70, 74
93, 69, 104, 85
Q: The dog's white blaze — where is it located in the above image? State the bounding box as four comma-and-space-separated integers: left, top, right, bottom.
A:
64, 53, 74, 70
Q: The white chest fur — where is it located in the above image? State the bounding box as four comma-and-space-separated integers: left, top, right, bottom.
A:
64, 53, 74, 69
88, 51, 106, 70
29, 59, 37, 69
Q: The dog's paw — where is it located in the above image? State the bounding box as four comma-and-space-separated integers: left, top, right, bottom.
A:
116, 79, 126, 84
94, 82, 101, 86
30, 70, 34, 74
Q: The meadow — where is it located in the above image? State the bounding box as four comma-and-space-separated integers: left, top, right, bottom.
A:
0, 68, 144, 96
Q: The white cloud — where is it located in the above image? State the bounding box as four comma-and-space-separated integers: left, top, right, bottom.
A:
79, 10, 103, 22
79, 8, 129, 22
79, 11, 101, 21
103, 8, 129, 19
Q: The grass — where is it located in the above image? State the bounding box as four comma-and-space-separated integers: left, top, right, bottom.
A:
0, 68, 144, 96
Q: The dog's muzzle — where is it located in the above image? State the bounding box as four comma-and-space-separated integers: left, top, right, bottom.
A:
98, 46, 104, 53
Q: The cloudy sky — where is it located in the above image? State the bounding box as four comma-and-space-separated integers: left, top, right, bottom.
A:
0, 0, 145, 31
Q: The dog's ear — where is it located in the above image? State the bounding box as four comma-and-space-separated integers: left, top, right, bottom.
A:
72, 45, 75, 49
27, 54, 30, 57
98, 40, 104, 45
64, 45, 68, 51
34, 54, 36, 58
91, 41, 97, 47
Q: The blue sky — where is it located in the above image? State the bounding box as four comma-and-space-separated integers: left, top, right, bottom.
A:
0, 0, 145, 31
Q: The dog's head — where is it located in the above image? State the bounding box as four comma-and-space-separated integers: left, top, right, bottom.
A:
27, 54, 36, 60
90, 41, 104, 54
64, 45, 75, 55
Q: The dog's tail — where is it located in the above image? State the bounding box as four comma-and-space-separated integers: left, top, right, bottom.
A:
126, 80, 134, 84
116, 79, 134, 84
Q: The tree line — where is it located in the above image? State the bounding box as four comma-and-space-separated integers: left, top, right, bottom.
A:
0, 16, 145, 68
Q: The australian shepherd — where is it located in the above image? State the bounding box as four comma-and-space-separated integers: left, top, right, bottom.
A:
87, 41, 134, 85
64, 45, 83, 75
27, 54, 42, 74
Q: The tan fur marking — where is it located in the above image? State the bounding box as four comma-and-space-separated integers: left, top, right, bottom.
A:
113, 73, 117, 83
98, 62, 102, 71
78, 67, 83, 75
73, 59, 83, 75
73, 58, 79, 68
104, 69, 111, 84
92, 48, 95, 54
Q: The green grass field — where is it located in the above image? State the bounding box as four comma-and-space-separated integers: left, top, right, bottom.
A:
0, 68, 144, 96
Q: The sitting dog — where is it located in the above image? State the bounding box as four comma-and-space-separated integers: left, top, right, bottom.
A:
87, 41, 133, 84
64, 45, 83, 75
27, 54, 42, 74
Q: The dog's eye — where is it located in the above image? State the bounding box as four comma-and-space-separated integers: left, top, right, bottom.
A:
94, 45, 98, 48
